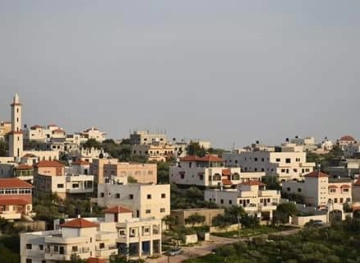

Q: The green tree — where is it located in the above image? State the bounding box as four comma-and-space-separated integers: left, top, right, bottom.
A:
127, 176, 138, 183
162, 215, 178, 229
273, 203, 298, 225
157, 161, 170, 184
0, 139, 7, 156
82, 138, 101, 149
185, 213, 206, 227
186, 141, 206, 157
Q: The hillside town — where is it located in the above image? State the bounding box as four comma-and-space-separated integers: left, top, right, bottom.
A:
0, 93, 360, 263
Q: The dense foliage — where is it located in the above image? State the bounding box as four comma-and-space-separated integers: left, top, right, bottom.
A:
187, 217, 360, 263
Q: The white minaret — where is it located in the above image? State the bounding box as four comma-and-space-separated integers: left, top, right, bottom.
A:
9, 93, 23, 158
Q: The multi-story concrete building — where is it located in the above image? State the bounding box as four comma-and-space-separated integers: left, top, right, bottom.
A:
129, 130, 168, 146
96, 182, 170, 220
282, 171, 352, 209
34, 160, 94, 199
91, 158, 157, 184
24, 124, 66, 143
223, 143, 316, 181
344, 143, 360, 158
337, 135, 357, 150
0, 178, 33, 220
80, 127, 107, 143
204, 181, 281, 220
20, 206, 162, 262
170, 155, 265, 188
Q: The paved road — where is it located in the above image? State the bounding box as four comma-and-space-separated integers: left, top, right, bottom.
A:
146, 228, 303, 263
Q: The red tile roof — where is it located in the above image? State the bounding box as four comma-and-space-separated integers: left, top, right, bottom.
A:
180, 155, 223, 162
72, 160, 90, 165
340, 135, 356, 141
240, 180, 265, 186
104, 206, 132, 214
30, 125, 43, 129
15, 164, 33, 170
0, 198, 30, 205
60, 218, 99, 229
87, 258, 107, 263
35, 160, 64, 168
222, 169, 231, 176
222, 179, 233, 185
52, 128, 65, 133
0, 178, 32, 188
304, 171, 329, 178
354, 178, 360, 186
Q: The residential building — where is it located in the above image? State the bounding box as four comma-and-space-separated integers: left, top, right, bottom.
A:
80, 127, 107, 143
171, 208, 225, 227
0, 178, 33, 220
130, 130, 168, 146
20, 206, 162, 262
0, 121, 11, 140
170, 155, 265, 188
34, 160, 94, 199
337, 135, 357, 150
282, 171, 352, 209
132, 143, 182, 162
290, 136, 318, 152
23, 124, 66, 143
204, 181, 281, 220
223, 143, 316, 181
344, 143, 360, 158
68, 147, 109, 163
91, 158, 157, 184
95, 182, 170, 220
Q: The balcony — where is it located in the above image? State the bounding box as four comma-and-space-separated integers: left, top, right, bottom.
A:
0, 211, 21, 220
44, 247, 90, 261
258, 190, 280, 198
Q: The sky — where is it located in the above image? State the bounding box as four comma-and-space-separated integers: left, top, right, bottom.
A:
0, 1, 359, 149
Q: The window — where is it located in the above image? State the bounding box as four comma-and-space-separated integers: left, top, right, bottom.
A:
26, 259, 32, 263
161, 193, 166, 198
261, 158, 265, 162
296, 158, 300, 162
220, 199, 224, 204
254, 158, 258, 162
343, 188, 349, 193
129, 194, 134, 199
146, 209, 151, 214
298, 188, 302, 193
340, 198, 344, 203
180, 174, 185, 179
116, 193, 120, 199
285, 158, 291, 164
57, 184, 64, 188
26, 244, 32, 249
229, 200, 232, 205
147, 194, 152, 199
100, 192, 104, 197
276, 158, 281, 162
281, 169, 286, 173
54, 246, 59, 252
330, 189, 336, 193
72, 246, 78, 252
160, 208, 165, 213
39, 245, 43, 250
100, 243, 105, 249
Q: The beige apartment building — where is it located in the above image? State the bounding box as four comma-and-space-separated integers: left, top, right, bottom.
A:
23, 124, 66, 142
130, 130, 168, 146
170, 155, 265, 188
282, 171, 352, 208
223, 143, 315, 181
91, 158, 157, 184
20, 206, 162, 262
34, 160, 94, 199
204, 181, 281, 220
96, 182, 170, 220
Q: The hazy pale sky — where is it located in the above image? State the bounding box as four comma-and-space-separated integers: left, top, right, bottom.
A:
1, 1, 359, 148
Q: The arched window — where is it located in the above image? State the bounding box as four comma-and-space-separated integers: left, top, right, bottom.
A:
213, 173, 221, 181
232, 173, 240, 180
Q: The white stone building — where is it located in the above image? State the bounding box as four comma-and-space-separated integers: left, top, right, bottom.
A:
170, 155, 265, 188
20, 206, 162, 262
204, 181, 281, 220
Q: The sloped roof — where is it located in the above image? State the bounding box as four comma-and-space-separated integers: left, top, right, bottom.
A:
60, 218, 99, 229
222, 179, 233, 185
23, 153, 37, 158
222, 169, 231, 176
180, 155, 223, 162
0, 178, 32, 188
340, 135, 356, 141
103, 206, 132, 214
304, 171, 329, 178
35, 160, 64, 168
354, 178, 360, 186
72, 160, 90, 165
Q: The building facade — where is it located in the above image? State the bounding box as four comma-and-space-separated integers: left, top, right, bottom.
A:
204, 181, 281, 220
223, 143, 315, 181
170, 155, 265, 188
96, 182, 170, 220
